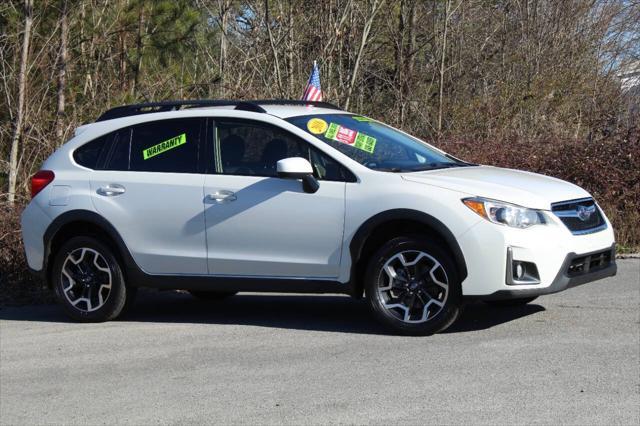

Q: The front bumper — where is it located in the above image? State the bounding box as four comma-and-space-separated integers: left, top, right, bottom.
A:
457, 207, 617, 298
478, 245, 616, 300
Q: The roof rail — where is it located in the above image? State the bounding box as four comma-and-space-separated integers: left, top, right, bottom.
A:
95, 99, 342, 122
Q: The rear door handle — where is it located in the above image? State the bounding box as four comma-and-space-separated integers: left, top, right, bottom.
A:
97, 184, 126, 197
205, 190, 236, 203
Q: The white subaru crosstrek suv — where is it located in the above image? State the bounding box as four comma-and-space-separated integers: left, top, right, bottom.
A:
21, 100, 616, 335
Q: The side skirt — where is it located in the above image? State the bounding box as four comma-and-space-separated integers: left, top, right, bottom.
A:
126, 268, 354, 295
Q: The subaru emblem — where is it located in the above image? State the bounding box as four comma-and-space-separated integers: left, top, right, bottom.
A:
577, 205, 595, 221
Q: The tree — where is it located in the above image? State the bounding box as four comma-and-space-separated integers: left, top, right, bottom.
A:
54, 0, 68, 145
7, 0, 33, 205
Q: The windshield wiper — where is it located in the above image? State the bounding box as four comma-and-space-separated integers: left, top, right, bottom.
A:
374, 163, 476, 173
432, 163, 466, 169
375, 167, 406, 172
407, 163, 466, 172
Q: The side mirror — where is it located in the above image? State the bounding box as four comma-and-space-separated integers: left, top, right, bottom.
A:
276, 157, 319, 193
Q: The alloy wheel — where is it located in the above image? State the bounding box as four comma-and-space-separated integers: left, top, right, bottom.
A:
60, 248, 113, 312
376, 250, 449, 323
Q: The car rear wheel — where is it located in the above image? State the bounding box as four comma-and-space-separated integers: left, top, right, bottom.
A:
189, 290, 238, 300
365, 236, 462, 336
52, 236, 129, 322
484, 296, 538, 307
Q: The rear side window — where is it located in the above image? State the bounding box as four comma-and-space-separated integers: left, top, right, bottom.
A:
73, 134, 109, 169
105, 118, 203, 173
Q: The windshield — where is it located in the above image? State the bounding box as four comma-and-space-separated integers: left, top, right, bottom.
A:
286, 114, 471, 172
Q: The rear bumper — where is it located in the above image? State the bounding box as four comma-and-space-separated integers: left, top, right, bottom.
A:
21, 201, 51, 272
473, 245, 617, 300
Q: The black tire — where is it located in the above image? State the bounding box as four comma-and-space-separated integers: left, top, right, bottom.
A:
189, 290, 238, 300
364, 236, 462, 336
484, 296, 538, 307
51, 236, 129, 322
121, 285, 138, 314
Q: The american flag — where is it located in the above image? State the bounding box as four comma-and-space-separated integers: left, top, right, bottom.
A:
302, 61, 323, 102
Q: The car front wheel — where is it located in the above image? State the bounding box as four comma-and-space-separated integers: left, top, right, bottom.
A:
365, 236, 462, 336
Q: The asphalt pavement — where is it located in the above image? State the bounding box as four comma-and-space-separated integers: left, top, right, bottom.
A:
1, 259, 638, 425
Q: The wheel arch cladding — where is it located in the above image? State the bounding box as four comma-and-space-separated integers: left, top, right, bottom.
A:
43, 210, 135, 286
349, 209, 468, 297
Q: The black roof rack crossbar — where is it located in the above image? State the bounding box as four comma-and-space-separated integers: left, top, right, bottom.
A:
235, 101, 267, 113
95, 99, 342, 122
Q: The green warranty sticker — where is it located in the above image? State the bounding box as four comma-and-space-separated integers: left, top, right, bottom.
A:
143, 133, 186, 160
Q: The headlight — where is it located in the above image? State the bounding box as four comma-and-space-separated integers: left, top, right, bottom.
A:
462, 197, 546, 228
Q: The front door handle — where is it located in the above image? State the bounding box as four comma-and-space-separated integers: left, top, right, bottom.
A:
205, 190, 237, 203
97, 184, 126, 197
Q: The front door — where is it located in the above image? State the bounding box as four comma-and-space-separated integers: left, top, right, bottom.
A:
204, 118, 347, 278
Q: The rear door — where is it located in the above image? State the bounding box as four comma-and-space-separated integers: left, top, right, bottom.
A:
203, 118, 349, 279
90, 118, 208, 275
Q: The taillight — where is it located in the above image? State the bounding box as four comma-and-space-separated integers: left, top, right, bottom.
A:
30, 170, 55, 199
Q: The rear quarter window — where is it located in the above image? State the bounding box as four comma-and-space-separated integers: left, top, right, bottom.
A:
73, 134, 109, 169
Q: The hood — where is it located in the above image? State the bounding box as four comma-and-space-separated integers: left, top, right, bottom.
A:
402, 166, 590, 210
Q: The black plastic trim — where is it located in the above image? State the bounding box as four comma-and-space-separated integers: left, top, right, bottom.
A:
349, 209, 469, 284
42, 210, 139, 281
475, 244, 617, 301
27, 265, 45, 280
131, 275, 349, 294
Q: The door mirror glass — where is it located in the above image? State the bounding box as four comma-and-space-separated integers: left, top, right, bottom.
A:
276, 157, 319, 193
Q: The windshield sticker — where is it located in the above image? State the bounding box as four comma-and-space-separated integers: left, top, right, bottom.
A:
325, 123, 377, 154
335, 124, 357, 144
307, 118, 328, 134
354, 133, 377, 153
325, 123, 351, 143
352, 116, 373, 122
143, 133, 186, 160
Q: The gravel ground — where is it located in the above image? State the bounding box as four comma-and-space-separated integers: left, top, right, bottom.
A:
1, 259, 638, 425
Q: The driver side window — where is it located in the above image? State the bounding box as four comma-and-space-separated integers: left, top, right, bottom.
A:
215, 119, 305, 177
213, 119, 354, 181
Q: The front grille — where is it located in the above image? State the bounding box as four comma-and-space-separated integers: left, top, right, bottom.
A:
567, 249, 612, 277
551, 198, 606, 235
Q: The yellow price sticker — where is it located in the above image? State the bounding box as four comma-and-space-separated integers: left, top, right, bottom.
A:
307, 118, 328, 135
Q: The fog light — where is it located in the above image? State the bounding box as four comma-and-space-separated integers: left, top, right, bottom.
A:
515, 263, 525, 279
506, 248, 541, 285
